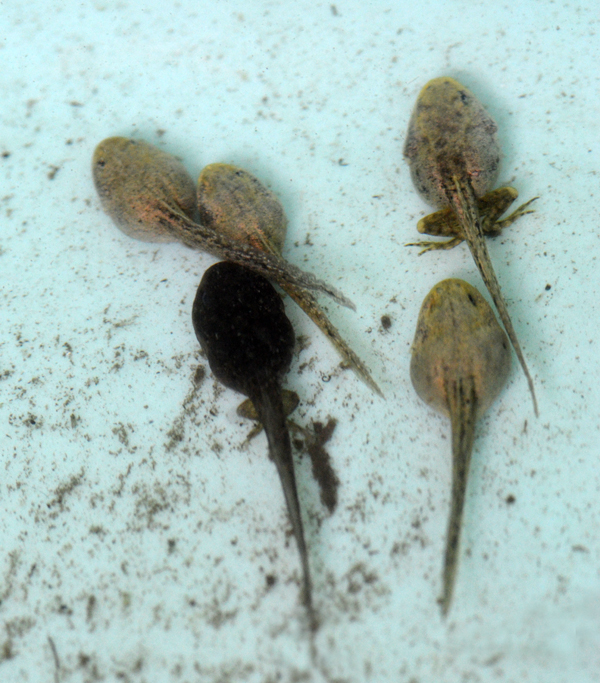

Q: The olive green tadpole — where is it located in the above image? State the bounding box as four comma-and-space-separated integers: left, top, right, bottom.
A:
404, 77, 538, 415
192, 261, 316, 630
92, 137, 354, 309
410, 279, 511, 616
196, 163, 382, 396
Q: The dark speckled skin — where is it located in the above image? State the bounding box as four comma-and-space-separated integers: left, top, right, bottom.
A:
404, 77, 500, 207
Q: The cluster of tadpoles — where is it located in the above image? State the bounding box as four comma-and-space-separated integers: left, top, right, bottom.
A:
92, 76, 538, 627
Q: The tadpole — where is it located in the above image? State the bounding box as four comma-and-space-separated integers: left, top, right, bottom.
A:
92, 137, 353, 309
404, 77, 538, 415
410, 279, 511, 616
192, 261, 316, 628
196, 163, 382, 396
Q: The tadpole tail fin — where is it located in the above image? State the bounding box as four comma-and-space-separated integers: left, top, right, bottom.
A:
281, 282, 383, 397
440, 378, 478, 617
253, 383, 316, 631
451, 178, 538, 417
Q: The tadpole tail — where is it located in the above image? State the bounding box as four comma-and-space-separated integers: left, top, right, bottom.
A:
280, 281, 383, 397
440, 377, 478, 617
156, 200, 355, 310
252, 383, 316, 631
451, 178, 539, 417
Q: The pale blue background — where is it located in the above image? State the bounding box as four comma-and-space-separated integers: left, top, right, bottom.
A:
1, 1, 599, 682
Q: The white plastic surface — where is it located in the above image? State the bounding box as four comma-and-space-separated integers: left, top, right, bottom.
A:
1, 2, 599, 681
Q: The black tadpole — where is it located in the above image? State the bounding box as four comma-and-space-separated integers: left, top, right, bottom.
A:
192, 261, 315, 628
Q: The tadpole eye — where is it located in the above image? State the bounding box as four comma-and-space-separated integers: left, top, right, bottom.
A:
96, 158, 106, 167
459, 91, 468, 103
467, 294, 477, 306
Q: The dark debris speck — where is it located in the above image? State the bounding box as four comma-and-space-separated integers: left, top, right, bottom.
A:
380, 315, 392, 330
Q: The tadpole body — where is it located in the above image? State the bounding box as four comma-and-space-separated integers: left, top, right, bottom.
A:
404, 77, 538, 415
410, 279, 511, 616
92, 137, 353, 308
192, 261, 315, 627
197, 163, 382, 396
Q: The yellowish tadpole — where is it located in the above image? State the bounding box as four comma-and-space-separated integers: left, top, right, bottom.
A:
410, 279, 511, 616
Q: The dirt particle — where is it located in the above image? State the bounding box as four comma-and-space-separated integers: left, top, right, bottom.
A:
165, 418, 185, 450
112, 423, 133, 448
305, 418, 339, 513
0, 639, 14, 661
193, 365, 206, 386
572, 544, 589, 553
346, 563, 378, 594
23, 413, 42, 429
49, 471, 84, 511
78, 652, 91, 667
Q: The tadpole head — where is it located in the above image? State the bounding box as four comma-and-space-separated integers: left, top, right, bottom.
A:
410, 279, 511, 418
92, 136, 196, 243
192, 262, 295, 397
196, 163, 288, 254
403, 76, 501, 206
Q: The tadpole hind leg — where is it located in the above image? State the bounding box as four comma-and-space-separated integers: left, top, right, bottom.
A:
493, 196, 539, 232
